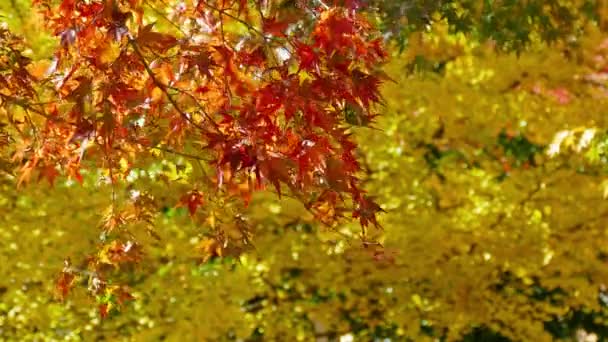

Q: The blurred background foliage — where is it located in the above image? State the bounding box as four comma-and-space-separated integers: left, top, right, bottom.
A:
3, 0, 608, 341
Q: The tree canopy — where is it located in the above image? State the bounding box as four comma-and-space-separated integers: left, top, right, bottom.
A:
2, 0, 608, 341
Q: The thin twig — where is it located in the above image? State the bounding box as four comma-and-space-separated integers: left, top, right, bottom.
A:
128, 37, 221, 135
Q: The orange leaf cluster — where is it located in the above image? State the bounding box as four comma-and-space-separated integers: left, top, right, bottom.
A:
1, 0, 388, 310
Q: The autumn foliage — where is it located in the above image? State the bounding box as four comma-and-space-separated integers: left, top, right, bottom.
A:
0, 0, 388, 309
7, 0, 608, 340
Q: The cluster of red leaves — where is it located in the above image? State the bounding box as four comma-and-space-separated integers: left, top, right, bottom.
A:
56, 266, 76, 300
178, 189, 205, 216
0, 27, 36, 100
1, 0, 389, 311
27, 0, 387, 225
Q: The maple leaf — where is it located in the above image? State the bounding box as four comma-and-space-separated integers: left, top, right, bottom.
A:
263, 17, 290, 37
136, 23, 178, 53
313, 9, 356, 54
178, 190, 205, 216
353, 196, 385, 229
17, 162, 35, 188
26, 60, 54, 80
56, 270, 76, 301
310, 189, 346, 224
296, 43, 318, 71
185, 47, 218, 79
239, 46, 267, 68
38, 164, 60, 186
325, 158, 351, 192
99, 240, 143, 267
351, 69, 382, 108
63, 76, 92, 103
99, 303, 110, 319
116, 288, 135, 305
257, 157, 294, 197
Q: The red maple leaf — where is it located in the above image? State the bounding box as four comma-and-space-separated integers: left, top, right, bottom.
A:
178, 190, 205, 216
99, 303, 109, 319
56, 270, 76, 300
263, 17, 289, 37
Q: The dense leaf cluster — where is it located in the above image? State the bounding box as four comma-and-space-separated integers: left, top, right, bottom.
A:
2, 0, 608, 341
